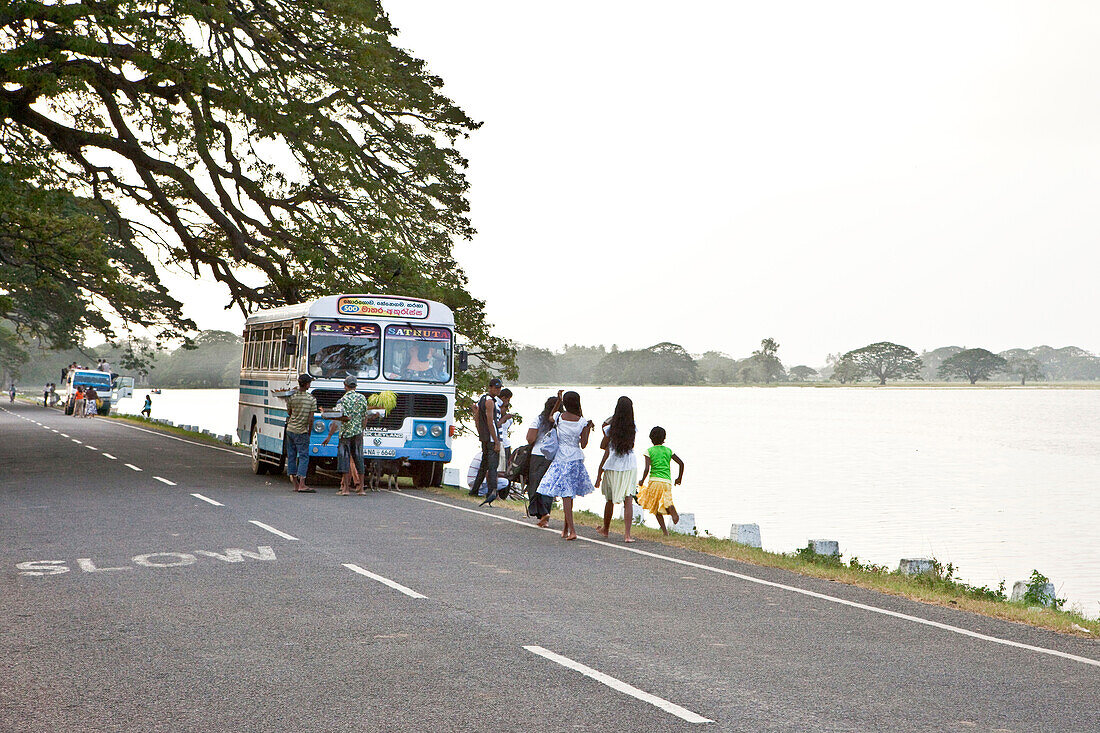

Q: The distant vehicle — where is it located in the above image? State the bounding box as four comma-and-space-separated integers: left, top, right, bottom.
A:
61, 369, 114, 415
237, 294, 464, 486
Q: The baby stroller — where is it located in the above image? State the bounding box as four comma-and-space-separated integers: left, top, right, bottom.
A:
499, 444, 532, 501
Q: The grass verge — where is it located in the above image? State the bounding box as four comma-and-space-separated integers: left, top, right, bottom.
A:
425, 483, 1100, 638
106, 413, 247, 451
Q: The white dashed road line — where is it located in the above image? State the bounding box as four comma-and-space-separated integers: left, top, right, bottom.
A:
102, 453, 116, 460
248, 520, 298, 541
84, 445, 97, 450
191, 493, 224, 507
71, 439, 82, 444
124, 463, 143, 472
153, 476, 177, 486
59, 433, 69, 438
523, 645, 712, 724
342, 563, 427, 599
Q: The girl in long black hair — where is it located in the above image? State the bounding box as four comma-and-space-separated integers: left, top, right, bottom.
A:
535, 390, 595, 540
595, 396, 638, 542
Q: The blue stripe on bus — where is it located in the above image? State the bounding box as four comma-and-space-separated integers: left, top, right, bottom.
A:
240, 379, 267, 386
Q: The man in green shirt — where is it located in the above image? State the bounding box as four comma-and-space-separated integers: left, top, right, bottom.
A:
322, 375, 374, 495
282, 373, 318, 493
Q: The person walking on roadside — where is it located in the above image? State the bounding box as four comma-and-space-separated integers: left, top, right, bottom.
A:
281, 374, 318, 493
141, 393, 152, 418
526, 394, 560, 527
595, 396, 638, 543
497, 388, 515, 470
636, 426, 686, 535
84, 386, 99, 417
536, 390, 595, 541
321, 375, 372, 495
43, 383, 49, 407
469, 377, 503, 506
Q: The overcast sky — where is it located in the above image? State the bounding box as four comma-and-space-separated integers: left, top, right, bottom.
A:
165, 1, 1100, 367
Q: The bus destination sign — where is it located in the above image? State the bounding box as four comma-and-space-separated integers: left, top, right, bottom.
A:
337, 296, 428, 319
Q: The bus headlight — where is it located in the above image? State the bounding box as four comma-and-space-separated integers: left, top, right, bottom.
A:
314, 420, 325, 433
430, 424, 443, 437
415, 424, 428, 437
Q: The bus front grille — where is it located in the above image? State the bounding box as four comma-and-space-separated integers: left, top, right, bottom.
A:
312, 390, 448, 430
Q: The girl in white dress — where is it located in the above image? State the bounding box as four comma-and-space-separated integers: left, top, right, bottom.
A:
535, 390, 595, 540
595, 396, 637, 542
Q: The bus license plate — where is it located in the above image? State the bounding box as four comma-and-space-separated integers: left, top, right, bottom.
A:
363, 448, 396, 457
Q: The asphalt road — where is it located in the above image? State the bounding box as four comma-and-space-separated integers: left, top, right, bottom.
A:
2, 400, 1098, 732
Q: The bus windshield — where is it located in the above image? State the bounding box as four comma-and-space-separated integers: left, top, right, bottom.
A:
382, 325, 452, 383
307, 321, 380, 380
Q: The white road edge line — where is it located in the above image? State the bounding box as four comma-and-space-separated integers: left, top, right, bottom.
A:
249, 520, 299, 541
191, 493, 224, 507
124, 463, 143, 472
106, 419, 243, 455
101, 452, 117, 460
523, 645, 712, 724
388, 491, 1100, 670
342, 563, 427, 599
153, 476, 177, 485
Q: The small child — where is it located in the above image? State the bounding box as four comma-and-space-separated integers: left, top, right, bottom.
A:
636, 426, 685, 535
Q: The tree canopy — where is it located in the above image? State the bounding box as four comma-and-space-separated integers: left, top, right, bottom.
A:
938, 348, 1007, 384
842, 342, 922, 385
0, 0, 513, 405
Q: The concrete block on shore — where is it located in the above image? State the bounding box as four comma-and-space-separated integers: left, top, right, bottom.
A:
1010, 580, 1057, 606
220, 434, 233, 445
443, 467, 461, 487
810, 539, 840, 557
899, 558, 935, 576
729, 523, 762, 548
667, 513, 696, 535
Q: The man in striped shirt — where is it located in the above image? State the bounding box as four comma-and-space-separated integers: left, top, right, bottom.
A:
282, 373, 318, 493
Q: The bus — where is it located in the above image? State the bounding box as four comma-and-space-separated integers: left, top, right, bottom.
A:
60, 368, 114, 415
237, 294, 459, 486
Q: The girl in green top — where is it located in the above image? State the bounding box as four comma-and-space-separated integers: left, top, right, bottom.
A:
636, 426, 685, 535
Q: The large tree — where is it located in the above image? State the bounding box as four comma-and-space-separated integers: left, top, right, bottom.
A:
0, 0, 513, 405
743, 337, 785, 383
938, 348, 1007, 384
1004, 354, 1044, 386
842, 342, 922, 385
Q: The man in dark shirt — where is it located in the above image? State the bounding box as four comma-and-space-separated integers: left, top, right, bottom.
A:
469, 377, 503, 505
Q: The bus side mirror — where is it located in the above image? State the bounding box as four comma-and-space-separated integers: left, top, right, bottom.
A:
458, 350, 469, 372
285, 334, 298, 354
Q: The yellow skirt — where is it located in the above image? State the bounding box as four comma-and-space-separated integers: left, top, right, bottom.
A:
637, 477, 674, 515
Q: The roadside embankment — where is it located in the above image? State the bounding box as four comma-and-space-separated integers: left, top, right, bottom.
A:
428, 483, 1100, 637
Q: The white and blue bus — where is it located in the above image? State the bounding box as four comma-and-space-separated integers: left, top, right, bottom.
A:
237, 294, 458, 486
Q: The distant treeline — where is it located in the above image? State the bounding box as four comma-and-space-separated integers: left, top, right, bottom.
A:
9, 331, 1100, 389
517, 341, 1100, 385
12, 331, 243, 388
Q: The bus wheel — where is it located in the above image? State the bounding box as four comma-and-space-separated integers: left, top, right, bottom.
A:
250, 426, 270, 475
429, 461, 445, 487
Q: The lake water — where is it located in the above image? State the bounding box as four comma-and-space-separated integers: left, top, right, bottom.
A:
114, 385, 1100, 617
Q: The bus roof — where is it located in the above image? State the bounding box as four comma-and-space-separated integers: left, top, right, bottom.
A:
244, 295, 455, 328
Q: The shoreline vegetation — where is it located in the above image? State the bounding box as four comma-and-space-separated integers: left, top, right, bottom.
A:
15, 400, 1098, 634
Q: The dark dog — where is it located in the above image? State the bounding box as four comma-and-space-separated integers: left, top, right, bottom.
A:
367, 458, 406, 492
